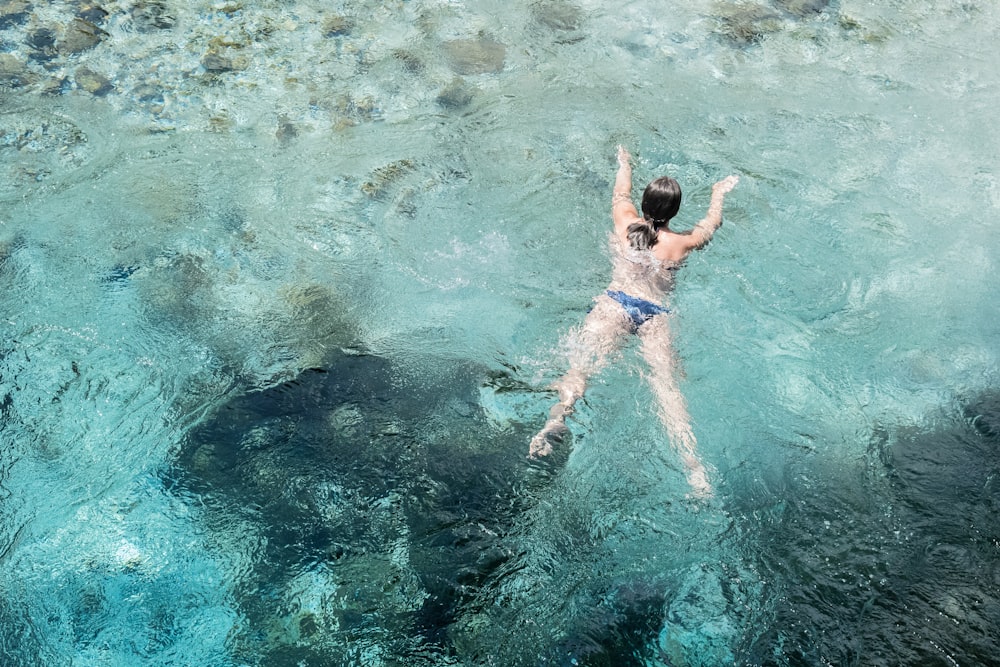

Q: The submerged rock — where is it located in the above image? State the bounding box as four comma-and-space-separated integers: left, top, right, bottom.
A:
74, 66, 113, 95
27, 28, 58, 64
330, 93, 380, 126
715, 4, 783, 47
774, 0, 830, 18
74, 1, 108, 23
838, 14, 892, 44
436, 77, 475, 110
0, 53, 32, 88
321, 13, 352, 37
168, 346, 530, 664
131, 83, 164, 112
392, 49, 423, 74
552, 583, 666, 666
444, 36, 506, 75
361, 159, 415, 198
142, 253, 213, 318
39, 76, 70, 95
58, 18, 107, 54
736, 391, 1000, 664
0, 111, 87, 155
0, 0, 30, 29
531, 0, 584, 31
275, 114, 298, 144
201, 39, 250, 72
130, 0, 175, 31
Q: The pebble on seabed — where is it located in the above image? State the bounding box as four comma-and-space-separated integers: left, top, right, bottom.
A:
443, 36, 506, 75
531, 0, 584, 31
436, 76, 475, 110
57, 17, 107, 54
130, 0, 175, 31
321, 13, 352, 37
0, 53, 33, 87
201, 38, 251, 72
74, 65, 113, 95
774, 0, 830, 18
714, 3, 784, 47
275, 114, 299, 144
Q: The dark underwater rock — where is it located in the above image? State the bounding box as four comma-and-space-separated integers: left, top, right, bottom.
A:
27, 27, 56, 50
0, 0, 30, 29
965, 392, 1000, 439
27, 27, 58, 64
0, 596, 48, 667
101, 265, 139, 290
0, 237, 12, 267
554, 582, 666, 665
75, 1, 108, 23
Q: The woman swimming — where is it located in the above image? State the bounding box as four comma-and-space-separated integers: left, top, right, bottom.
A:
529, 145, 738, 497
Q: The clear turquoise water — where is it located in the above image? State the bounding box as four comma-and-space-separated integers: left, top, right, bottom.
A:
2, 0, 999, 665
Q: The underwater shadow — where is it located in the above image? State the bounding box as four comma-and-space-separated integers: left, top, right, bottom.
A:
737, 390, 1000, 665
164, 349, 546, 665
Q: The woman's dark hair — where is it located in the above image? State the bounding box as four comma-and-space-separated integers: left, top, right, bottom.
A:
627, 176, 682, 250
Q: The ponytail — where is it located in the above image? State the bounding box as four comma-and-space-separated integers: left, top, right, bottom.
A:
627, 220, 659, 250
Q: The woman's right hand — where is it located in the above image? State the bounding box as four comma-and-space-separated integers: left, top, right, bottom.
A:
616, 145, 632, 168
712, 175, 739, 194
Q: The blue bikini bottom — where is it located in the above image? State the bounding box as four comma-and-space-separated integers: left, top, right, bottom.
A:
605, 290, 670, 329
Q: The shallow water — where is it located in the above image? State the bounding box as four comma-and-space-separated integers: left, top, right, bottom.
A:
2, 0, 999, 665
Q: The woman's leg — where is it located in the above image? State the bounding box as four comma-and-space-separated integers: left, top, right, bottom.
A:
637, 314, 712, 497
529, 296, 631, 457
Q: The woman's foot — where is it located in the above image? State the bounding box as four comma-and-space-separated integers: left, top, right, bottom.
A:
529, 419, 569, 458
684, 461, 714, 499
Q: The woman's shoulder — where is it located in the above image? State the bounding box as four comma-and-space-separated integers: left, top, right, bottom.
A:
653, 230, 693, 264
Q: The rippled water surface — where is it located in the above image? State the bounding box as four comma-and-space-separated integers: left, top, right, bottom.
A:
2, 0, 999, 665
